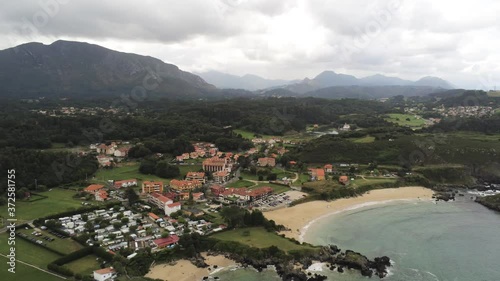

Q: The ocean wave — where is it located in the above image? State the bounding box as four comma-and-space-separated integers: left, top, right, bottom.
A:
307, 262, 326, 272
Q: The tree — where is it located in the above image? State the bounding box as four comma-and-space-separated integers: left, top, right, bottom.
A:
139, 159, 156, 174
126, 187, 139, 205
155, 161, 180, 178
128, 145, 152, 158
84, 221, 94, 231
220, 206, 247, 228
266, 173, 277, 181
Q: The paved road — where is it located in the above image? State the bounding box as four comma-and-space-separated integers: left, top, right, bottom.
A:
0, 253, 67, 279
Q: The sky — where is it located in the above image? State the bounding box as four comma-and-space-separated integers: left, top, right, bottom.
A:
0, 0, 499, 89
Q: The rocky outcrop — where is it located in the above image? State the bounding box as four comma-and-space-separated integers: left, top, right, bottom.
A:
476, 194, 500, 212
201, 245, 391, 281
433, 192, 455, 202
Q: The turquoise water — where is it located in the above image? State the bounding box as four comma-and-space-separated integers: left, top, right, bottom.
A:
215, 198, 500, 281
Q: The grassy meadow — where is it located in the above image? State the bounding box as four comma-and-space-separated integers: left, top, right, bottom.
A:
0, 189, 83, 223
384, 113, 426, 129
212, 227, 315, 252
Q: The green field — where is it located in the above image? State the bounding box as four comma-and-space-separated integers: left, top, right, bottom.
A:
272, 168, 295, 180
385, 113, 426, 129
297, 173, 310, 185
234, 129, 261, 140
178, 164, 203, 176
240, 171, 260, 181
351, 135, 376, 143
64, 254, 100, 275
0, 233, 63, 268
227, 180, 255, 188
234, 129, 314, 143
430, 131, 500, 141
0, 259, 64, 281
302, 180, 342, 193
92, 162, 203, 186
351, 177, 397, 188
0, 189, 83, 223
17, 229, 83, 255
93, 162, 165, 183
253, 183, 290, 194
212, 227, 315, 252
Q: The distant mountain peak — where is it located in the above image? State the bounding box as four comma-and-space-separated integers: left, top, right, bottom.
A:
197, 70, 293, 90
414, 76, 454, 89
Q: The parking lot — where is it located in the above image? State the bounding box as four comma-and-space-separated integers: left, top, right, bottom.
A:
251, 191, 307, 211
16, 230, 56, 247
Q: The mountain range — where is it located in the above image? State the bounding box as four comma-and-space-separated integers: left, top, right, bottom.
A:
194, 70, 297, 91
0, 40, 455, 100
199, 70, 454, 93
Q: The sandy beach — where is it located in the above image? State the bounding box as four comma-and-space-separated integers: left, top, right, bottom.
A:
264, 186, 434, 241
146, 253, 236, 281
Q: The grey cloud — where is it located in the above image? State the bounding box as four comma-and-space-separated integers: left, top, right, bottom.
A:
0, 0, 246, 43
0, 0, 499, 89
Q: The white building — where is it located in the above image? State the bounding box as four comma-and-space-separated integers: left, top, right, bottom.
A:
93, 267, 117, 281
165, 202, 181, 216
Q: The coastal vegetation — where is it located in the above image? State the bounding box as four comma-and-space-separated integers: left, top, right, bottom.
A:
212, 227, 315, 252
476, 194, 500, 212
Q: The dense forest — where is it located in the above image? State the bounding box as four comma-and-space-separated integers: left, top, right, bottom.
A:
0, 91, 499, 202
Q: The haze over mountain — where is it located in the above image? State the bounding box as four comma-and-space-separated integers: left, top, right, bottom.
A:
0, 40, 217, 99
280, 71, 454, 94
200, 69, 454, 94
197, 70, 295, 91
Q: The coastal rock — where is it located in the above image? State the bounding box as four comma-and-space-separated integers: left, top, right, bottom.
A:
476, 194, 500, 212
434, 192, 455, 202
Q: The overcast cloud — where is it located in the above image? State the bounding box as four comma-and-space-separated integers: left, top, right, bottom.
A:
1, 0, 499, 89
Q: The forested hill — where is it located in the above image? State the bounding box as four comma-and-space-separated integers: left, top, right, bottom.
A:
0, 40, 218, 99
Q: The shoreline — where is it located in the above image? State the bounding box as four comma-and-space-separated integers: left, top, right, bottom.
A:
146, 253, 237, 281
264, 186, 434, 242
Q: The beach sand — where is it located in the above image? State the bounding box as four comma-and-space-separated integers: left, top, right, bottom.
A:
146, 253, 236, 281
264, 186, 434, 241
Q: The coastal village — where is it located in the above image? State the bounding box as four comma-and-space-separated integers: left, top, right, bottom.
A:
6, 123, 409, 281
4, 107, 500, 281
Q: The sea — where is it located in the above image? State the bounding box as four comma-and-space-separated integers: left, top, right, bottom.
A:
213, 194, 500, 281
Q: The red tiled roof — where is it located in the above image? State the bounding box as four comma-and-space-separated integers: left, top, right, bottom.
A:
114, 179, 137, 188
148, 212, 160, 220
339, 176, 349, 182
96, 190, 108, 199
248, 187, 273, 197
213, 170, 229, 177
94, 267, 116, 274
150, 192, 172, 204
186, 172, 205, 177
153, 235, 179, 248
85, 184, 104, 192
167, 202, 181, 208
